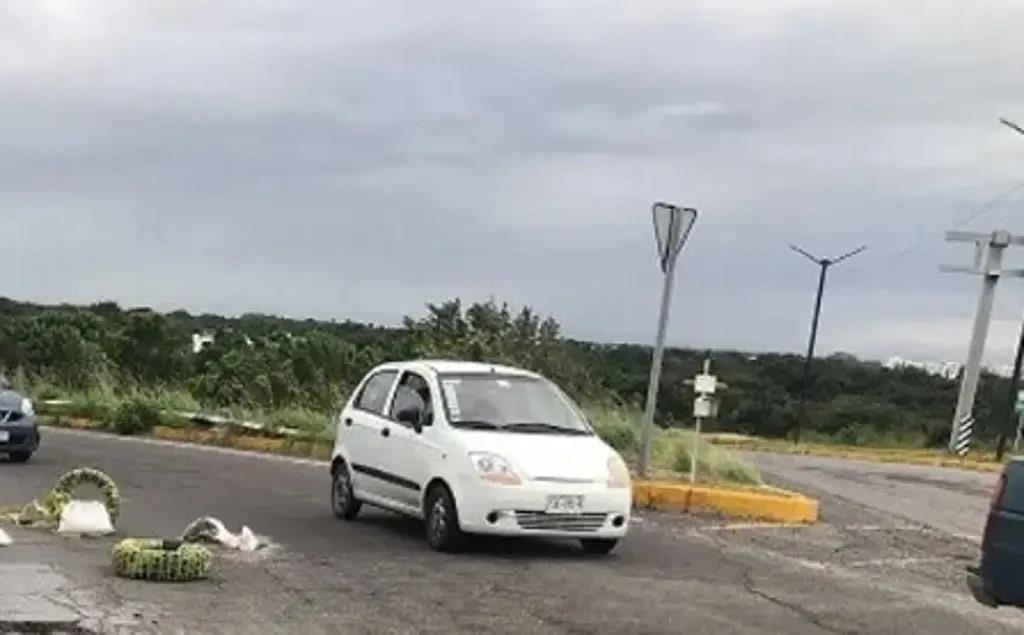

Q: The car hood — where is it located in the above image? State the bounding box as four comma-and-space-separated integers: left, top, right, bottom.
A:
0, 390, 24, 411
456, 430, 616, 482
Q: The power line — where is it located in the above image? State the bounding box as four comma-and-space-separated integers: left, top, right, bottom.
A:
892, 178, 1024, 260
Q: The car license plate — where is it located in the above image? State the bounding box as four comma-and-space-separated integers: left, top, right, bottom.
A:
0, 430, 8, 443
546, 495, 583, 515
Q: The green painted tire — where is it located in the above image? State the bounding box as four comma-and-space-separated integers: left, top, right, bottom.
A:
52, 468, 121, 521
112, 538, 212, 582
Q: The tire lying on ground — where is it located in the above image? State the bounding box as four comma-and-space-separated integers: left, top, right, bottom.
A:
112, 538, 212, 582
52, 468, 121, 521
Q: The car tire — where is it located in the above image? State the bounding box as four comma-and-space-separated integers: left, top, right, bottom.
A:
331, 462, 361, 520
580, 539, 618, 555
424, 484, 464, 552
7, 451, 32, 463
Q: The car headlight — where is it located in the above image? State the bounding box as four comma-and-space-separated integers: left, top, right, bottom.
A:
20, 398, 34, 417
607, 455, 631, 489
469, 452, 522, 486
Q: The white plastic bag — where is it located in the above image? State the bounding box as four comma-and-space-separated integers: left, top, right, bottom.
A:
57, 500, 115, 536
0, 527, 11, 546
238, 526, 259, 552
181, 516, 262, 551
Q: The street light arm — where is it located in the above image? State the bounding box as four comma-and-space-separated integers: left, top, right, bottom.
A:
1000, 118, 1024, 137
831, 245, 867, 265
789, 244, 822, 264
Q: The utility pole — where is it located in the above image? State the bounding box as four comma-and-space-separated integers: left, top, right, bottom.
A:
639, 203, 697, 478
789, 244, 867, 443
941, 230, 1024, 455
995, 117, 1024, 461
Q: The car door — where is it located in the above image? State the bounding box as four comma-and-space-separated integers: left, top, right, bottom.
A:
344, 369, 398, 498
378, 370, 442, 510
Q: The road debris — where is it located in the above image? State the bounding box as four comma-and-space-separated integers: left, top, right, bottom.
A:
2, 467, 120, 529
0, 527, 10, 546
112, 538, 212, 582
58, 500, 115, 536
181, 516, 263, 551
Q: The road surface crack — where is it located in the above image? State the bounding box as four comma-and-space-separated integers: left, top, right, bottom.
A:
741, 569, 853, 635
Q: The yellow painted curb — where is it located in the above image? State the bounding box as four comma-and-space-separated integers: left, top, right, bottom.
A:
633, 481, 819, 524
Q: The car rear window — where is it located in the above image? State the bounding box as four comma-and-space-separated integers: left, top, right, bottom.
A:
1001, 461, 1024, 513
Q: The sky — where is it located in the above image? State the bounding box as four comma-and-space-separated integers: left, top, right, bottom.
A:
2, 1, 1024, 365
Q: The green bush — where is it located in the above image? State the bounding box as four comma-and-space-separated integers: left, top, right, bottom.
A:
110, 399, 162, 436
587, 404, 639, 456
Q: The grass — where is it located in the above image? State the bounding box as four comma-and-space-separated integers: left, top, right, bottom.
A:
586, 402, 763, 486
21, 374, 761, 485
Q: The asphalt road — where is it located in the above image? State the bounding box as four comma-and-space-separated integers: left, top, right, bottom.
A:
748, 452, 999, 541
2, 428, 1023, 634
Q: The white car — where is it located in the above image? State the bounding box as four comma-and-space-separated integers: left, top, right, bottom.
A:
330, 360, 632, 553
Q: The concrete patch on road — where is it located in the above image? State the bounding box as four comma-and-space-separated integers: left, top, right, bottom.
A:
633, 481, 820, 524
0, 564, 81, 630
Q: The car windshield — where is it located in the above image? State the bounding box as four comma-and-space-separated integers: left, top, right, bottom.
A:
438, 374, 591, 434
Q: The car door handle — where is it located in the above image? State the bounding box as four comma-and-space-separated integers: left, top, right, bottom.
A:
381, 427, 390, 438
344, 418, 353, 427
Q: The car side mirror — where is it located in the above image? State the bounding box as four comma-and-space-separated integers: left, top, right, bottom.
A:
397, 406, 423, 433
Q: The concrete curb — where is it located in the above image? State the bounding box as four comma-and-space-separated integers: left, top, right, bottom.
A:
633, 481, 820, 524
708, 437, 1008, 474
42, 421, 820, 524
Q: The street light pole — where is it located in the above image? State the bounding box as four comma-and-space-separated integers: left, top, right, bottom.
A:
789, 244, 866, 443
639, 203, 697, 477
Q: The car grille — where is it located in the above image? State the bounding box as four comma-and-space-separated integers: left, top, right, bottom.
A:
0, 410, 24, 423
514, 511, 608, 532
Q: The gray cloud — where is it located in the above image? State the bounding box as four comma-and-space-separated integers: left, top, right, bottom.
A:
2, 0, 1024, 366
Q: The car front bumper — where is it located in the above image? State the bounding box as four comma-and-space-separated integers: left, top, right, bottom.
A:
0, 424, 39, 454
455, 475, 632, 539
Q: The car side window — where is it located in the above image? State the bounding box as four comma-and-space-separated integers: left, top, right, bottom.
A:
354, 370, 398, 414
389, 371, 433, 427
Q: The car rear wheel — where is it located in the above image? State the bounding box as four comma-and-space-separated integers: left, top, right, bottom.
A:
331, 462, 361, 520
424, 484, 464, 552
580, 538, 618, 555
7, 451, 32, 463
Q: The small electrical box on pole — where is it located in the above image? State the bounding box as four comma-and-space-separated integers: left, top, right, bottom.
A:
940, 229, 1024, 456
684, 357, 727, 484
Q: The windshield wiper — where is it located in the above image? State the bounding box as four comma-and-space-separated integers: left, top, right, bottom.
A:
451, 419, 503, 430
503, 422, 591, 435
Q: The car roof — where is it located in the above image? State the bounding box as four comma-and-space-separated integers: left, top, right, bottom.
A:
388, 359, 541, 378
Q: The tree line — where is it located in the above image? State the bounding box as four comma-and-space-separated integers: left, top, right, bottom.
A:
0, 295, 1012, 447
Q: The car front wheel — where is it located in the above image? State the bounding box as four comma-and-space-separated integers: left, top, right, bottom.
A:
331, 462, 361, 520
424, 484, 464, 552
7, 451, 32, 463
581, 538, 618, 555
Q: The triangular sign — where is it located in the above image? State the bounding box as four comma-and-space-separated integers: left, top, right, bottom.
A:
652, 202, 697, 273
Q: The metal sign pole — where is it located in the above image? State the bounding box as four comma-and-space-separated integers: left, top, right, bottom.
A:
691, 412, 701, 484
686, 358, 722, 484
639, 203, 697, 478
640, 265, 676, 476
